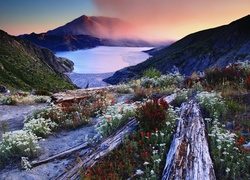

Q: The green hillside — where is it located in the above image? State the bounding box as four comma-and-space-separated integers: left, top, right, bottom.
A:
0, 30, 77, 92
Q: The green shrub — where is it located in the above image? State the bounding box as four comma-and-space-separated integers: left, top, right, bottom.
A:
143, 67, 162, 79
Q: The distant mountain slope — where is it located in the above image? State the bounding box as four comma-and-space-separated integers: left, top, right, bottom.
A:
0, 30, 77, 91
19, 15, 160, 52
46, 15, 136, 39
19, 33, 105, 51
104, 15, 250, 84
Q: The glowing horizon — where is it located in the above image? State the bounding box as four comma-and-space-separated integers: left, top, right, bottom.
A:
0, 0, 249, 41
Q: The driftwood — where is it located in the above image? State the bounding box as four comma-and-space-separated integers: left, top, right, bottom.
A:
162, 98, 216, 180
51, 86, 119, 103
56, 118, 138, 180
31, 142, 89, 167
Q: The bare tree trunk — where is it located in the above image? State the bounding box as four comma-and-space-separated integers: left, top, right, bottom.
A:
162, 98, 216, 180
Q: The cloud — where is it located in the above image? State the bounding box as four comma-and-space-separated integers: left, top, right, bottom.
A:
92, 0, 250, 40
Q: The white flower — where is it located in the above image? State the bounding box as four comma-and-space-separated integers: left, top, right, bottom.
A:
136, 169, 144, 175
226, 167, 230, 173
143, 161, 149, 165
150, 170, 155, 175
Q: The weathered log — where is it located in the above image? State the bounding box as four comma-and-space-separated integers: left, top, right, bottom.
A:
51, 86, 119, 103
31, 142, 89, 167
162, 98, 216, 180
56, 118, 138, 180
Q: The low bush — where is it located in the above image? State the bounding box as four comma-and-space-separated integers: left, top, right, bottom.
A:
35, 90, 51, 96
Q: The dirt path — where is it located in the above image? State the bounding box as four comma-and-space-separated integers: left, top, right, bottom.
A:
0, 103, 48, 134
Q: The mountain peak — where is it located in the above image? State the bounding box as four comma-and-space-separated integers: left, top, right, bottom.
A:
77, 15, 91, 22
46, 15, 136, 39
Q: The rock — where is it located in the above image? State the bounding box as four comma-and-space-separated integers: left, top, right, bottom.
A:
103, 67, 138, 85
243, 142, 250, 149
225, 122, 234, 129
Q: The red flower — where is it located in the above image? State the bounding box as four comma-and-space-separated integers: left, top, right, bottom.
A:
110, 163, 113, 168
86, 173, 90, 178
126, 100, 128, 103
130, 100, 133, 103
121, 110, 123, 113
141, 132, 144, 136
130, 149, 133, 153
75, 121, 78, 124
155, 128, 158, 132
147, 132, 150, 137
107, 117, 111, 121
145, 152, 148, 156
245, 148, 249, 152
139, 140, 142, 144
237, 126, 240, 130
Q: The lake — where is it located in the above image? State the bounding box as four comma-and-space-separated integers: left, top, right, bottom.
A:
56, 46, 152, 73
55, 46, 153, 87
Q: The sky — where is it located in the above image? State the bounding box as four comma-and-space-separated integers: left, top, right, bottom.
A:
0, 0, 249, 41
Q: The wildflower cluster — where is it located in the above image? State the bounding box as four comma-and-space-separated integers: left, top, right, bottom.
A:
208, 118, 250, 179
135, 98, 170, 132
173, 88, 192, 107
23, 117, 58, 138
140, 72, 184, 89
195, 91, 227, 119
197, 90, 249, 179
205, 60, 250, 88
0, 130, 41, 168
0, 92, 51, 105
94, 100, 139, 139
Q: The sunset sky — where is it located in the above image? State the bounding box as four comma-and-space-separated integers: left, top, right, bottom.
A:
0, 0, 249, 41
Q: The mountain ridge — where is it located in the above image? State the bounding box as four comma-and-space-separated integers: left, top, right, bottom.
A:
104, 15, 250, 84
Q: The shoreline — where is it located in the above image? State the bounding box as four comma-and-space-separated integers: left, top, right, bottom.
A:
65, 72, 114, 88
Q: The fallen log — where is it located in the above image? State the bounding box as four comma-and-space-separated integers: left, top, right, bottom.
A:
56, 118, 138, 180
162, 98, 216, 180
51, 86, 119, 104
31, 142, 89, 167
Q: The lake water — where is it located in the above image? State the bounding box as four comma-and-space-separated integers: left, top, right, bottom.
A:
55, 46, 152, 74
55, 46, 153, 88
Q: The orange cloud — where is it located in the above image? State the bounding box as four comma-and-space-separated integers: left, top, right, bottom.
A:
92, 0, 250, 40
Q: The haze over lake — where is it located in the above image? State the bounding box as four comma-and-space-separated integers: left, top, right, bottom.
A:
55, 46, 152, 74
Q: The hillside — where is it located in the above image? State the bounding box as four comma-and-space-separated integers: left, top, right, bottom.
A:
104, 15, 250, 84
0, 30, 77, 92
19, 33, 105, 51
